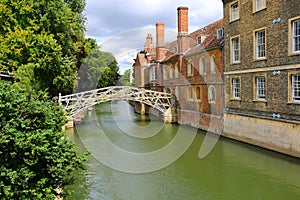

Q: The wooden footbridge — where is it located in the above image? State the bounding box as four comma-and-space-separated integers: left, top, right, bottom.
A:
59, 86, 173, 118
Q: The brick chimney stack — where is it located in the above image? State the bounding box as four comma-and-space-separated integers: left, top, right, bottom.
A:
177, 7, 190, 54
156, 22, 166, 60
144, 34, 153, 53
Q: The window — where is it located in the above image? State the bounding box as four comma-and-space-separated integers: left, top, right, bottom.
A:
195, 86, 201, 102
232, 77, 240, 99
200, 57, 206, 75
255, 29, 266, 59
254, 0, 266, 11
217, 28, 224, 39
169, 66, 173, 79
289, 17, 300, 55
255, 76, 266, 100
150, 66, 157, 81
188, 61, 193, 76
174, 46, 178, 53
293, 19, 300, 53
197, 36, 202, 44
163, 65, 167, 80
292, 74, 300, 102
210, 55, 216, 74
230, 2, 239, 21
208, 85, 216, 103
188, 87, 194, 101
175, 62, 179, 78
231, 36, 240, 63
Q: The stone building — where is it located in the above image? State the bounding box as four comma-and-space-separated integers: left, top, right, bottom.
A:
222, 0, 300, 157
133, 7, 224, 133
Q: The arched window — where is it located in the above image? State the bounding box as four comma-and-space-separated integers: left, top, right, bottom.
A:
188, 61, 193, 76
175, 62, 179, 78
170, 65, 173, 79
200, 57, 206, 75
163, 65, 167, 80
195, 86, 201, 102
208, 85, 216, 103
210, 55, 216, 74
188, 86, 194, 101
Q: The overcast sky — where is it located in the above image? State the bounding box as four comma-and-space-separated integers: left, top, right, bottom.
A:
84, 0, 223, 74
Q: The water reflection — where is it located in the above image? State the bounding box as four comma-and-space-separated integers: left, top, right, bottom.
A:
66, 101, 300, 200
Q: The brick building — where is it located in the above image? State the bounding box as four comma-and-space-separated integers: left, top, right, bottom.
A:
133, 7, 224, 133
222, 0, 300, 157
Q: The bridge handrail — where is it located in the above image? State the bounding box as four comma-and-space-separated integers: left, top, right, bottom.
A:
59, 86, 173, 117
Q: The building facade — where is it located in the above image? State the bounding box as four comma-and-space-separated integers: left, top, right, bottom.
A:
133, 7, 224, 133
222, 0, 300, 157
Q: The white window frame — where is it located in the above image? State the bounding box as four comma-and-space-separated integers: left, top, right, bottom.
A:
188, 86, 194, 101
200, 57, 206, 75
230, 1, 239, 22
170, 66, 173, 79
254, 0, 266, 12
163, 65, 167, 80
232, 77, 241, 99
231, 36, 240, 63
210, 55, 216, 74
150, 66, 157, 81
293, 19, 300, 53
188, 61, 193, 77
255, 76, 266, 100
292, 74, 300, 102
208, 85, 216, 104
217, 28, 224, 39
175, 62, 179, 78
255, 29, 266, 59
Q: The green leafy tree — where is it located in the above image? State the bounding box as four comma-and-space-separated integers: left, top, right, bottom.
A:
0, 80, 88, 199
76, 48, 120, 92
0, 0, 87, 95
119, 68, 134, 86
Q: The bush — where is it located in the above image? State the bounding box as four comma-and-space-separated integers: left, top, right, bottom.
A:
0, 80, 88, 199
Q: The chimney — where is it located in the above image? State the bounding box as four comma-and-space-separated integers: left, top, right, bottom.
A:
177, 7, 190, 53
156, 22, 166, 60
144, 34, 153, 53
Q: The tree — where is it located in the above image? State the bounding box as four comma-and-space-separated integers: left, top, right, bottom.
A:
119, 68, 134, 86
0, 80, 88, 199
76, 48, 120, 92
0, 0, 87, 95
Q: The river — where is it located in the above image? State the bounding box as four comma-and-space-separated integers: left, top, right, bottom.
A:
66, 101, 300, 200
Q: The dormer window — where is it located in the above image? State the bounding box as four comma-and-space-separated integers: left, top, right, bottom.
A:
197, 35, 207, 45
217, 28, 224, 39
197, 36, 202, 44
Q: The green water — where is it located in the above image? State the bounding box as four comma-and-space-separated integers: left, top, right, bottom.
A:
66, 101, 300, 200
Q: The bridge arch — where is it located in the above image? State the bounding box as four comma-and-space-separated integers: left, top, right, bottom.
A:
59, 86, 173, 117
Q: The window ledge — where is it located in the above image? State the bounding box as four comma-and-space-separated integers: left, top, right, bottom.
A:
230, 18, 240, 24
254, 57, 267, 61
288, 52, 300, 56
230, 61, 241, 65
287, 101, 300, 105
230, 98, 241, 101
252, 7, 267, 14
195, 99, 201, 103
253, 99, 267, 103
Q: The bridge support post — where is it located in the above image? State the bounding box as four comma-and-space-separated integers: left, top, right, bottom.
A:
163, 107, 178, 123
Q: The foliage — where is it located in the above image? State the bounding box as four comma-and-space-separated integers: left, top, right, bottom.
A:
76, 48, 120, 92
0, 0, 87, 95
0, 80, 88, 199
119, 68, 134, 86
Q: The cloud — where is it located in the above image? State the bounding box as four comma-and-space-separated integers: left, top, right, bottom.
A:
84, 0, 223, 74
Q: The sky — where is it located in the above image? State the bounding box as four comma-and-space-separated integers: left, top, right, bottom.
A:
84, 0, 224, 74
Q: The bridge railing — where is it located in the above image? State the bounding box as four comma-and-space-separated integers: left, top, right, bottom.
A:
59, 86, 172, 117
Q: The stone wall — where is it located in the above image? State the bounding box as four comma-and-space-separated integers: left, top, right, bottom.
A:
223, 113, 300, 157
